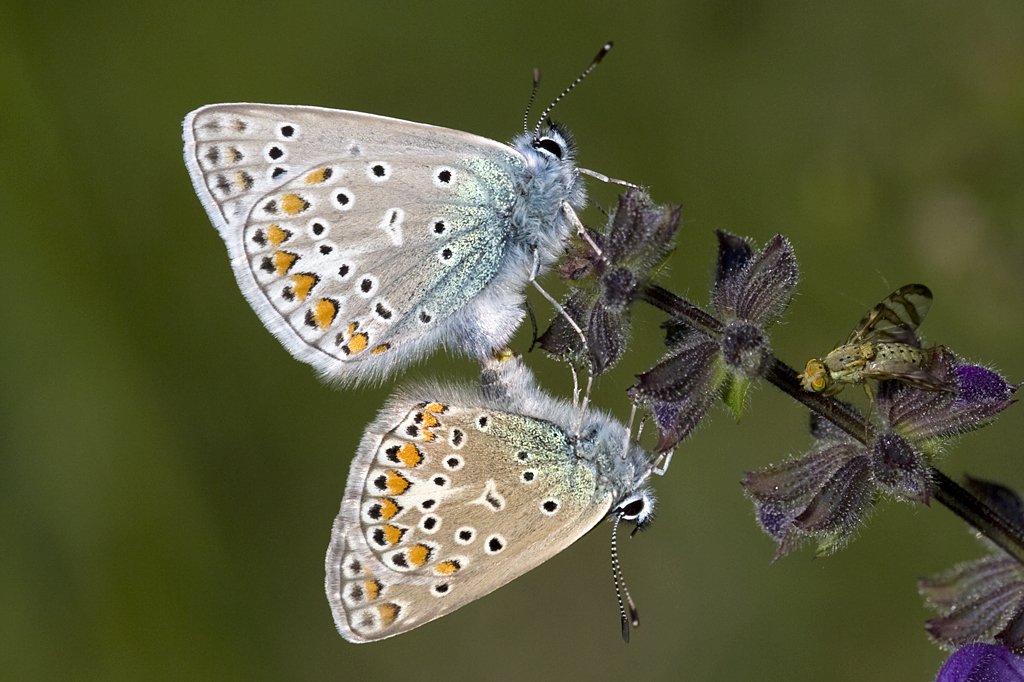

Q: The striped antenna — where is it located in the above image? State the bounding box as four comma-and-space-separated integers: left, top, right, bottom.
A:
531, 42, 613, 137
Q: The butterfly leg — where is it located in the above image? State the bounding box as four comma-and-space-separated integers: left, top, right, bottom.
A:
562, 202, 604, 260
528, 247, 591, 366
529, 247, 584, 334
651, 449, 674, 476
579, 166, 640, 190
621, 402, 640, 459
578, 371, 593, 419
560, 202, 613, 412
568, 362, 582, 408
528, 247, 596, 423
634, 410, 648, 445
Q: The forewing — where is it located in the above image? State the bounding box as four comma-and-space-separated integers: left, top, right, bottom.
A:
184, 104, 523, 382
847, 284, 932, 346
325, 401, 610, 642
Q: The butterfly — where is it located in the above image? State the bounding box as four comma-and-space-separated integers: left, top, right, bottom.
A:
182, 47, 614, 385
324, 356, 657, 642
800, 283, 948, 396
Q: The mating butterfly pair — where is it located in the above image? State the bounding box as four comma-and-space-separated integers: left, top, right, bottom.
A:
183, 50, 662, 642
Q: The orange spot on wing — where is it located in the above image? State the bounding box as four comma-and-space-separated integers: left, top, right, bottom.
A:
266, 224, 290, 246
311, 298, 338, 329
290, 273, 318, 301
407, 544, 432, 567
424, 403, 448, 414
382, 524, 405, 546
371, 343, 390, 355
305, 168, 333, 184
435, 560, 461, 575
272, 251, 298, 275
364, 579, 381, 600
395, 443, 423, 468
346, 332, 368, 354
385, 470, 410, 496
420, 412, 439, 429
378, 498, 400, 521
281, 193, 310, 215
378, 603, 401, 626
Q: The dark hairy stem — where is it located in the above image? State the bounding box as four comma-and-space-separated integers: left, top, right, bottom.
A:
641, 283, 1024, 564
931, 470, 1024, 564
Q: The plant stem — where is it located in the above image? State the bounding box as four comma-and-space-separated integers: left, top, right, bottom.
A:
932, 469, 1024, 564
640, 284, 723, 336
641, 283, 1024, 564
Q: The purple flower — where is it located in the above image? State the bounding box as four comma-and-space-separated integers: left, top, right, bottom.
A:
742, 413, 873, 558
744, 359, 1015, 558
631, 232, 798, 450
935, 643, 1024, 682
632, 329, 722, 451
920, 478, 1024, 652
712, 231, 799, 327
879, 350, 1016, 446
538, 189, 680, 374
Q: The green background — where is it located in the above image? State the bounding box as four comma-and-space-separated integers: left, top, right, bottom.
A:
4, 2, 1022, 679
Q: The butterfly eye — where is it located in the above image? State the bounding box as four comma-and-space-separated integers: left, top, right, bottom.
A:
616, 489, 656, 530
532, 136, 565, 160
621, 498, 645, 518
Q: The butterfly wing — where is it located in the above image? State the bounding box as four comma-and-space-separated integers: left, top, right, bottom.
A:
184, 104, 531, 383
325, 397, 612, 642
846, 283, 933, 347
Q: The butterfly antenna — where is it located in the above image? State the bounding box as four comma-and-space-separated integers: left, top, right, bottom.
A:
523, 67, 542, 134
610, 512, 640, 643
532, 41, 613, 138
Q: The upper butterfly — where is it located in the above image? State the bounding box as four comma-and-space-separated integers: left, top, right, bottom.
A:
182, 48, 612, 385
800, 283, 949, 396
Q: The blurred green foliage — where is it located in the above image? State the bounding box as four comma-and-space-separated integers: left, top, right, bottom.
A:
2, 1, 1022, 679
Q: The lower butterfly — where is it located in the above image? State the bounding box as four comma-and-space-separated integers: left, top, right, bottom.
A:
182, 47, 614, 385
325, 356, 658, 642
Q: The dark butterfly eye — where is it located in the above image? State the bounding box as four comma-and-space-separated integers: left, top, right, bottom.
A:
620, 497, 646, 520
616, 489, 656, 532
533, 137, 564, 159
